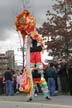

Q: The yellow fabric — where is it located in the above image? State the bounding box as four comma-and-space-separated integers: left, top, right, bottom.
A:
31, 31, 36, 37
19, 87, 24, 92
40, 79, 46, 84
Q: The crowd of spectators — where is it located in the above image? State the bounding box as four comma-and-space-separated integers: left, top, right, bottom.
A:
44, 55, 72, 96
0, 55, 72, 96
0, 68, 22, 96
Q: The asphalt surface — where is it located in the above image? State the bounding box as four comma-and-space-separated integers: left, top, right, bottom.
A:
0, 95, 72, 108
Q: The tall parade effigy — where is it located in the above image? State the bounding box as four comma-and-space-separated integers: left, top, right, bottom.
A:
15, 9, 50, 101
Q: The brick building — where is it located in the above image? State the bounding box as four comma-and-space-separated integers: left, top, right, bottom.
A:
0, 50, 15, 75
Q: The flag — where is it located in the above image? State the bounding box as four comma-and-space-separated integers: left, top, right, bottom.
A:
19, 66, 32, 94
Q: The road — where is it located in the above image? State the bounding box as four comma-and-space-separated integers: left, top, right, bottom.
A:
0, 95, 72, 108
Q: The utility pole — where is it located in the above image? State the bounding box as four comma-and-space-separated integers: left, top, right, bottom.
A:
22, 41, 24, 70
22, 0, 32, 70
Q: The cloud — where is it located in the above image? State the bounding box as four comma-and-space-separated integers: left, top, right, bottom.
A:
0, 0, 54, 65
0, 0, 53, 40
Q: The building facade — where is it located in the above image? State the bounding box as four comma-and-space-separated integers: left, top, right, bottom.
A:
6, 50, 15, 70
0, 50, 15, 75
0, 54, 8, 75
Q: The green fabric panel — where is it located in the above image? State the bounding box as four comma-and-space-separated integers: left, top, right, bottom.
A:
40, 83, 47, 88
19, 17, 24, 22
30, 64, 35, 67
36, 63, 42, 67
43, 92, 48, 97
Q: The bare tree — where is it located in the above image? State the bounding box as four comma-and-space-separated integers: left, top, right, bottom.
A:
37, 0, 72, 58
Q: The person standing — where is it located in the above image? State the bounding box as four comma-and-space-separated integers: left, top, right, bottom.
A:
0, 74, 4, 94
58, 59, 68, 94
4, 67, 14, 96
68, 56, 72, 95
29, 39, 50, 101
46, 63, 57, 96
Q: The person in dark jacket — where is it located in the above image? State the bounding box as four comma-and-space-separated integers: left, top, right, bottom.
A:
46, 63, 57, 96
68, 57, 72, 95
58, 59, 68, 94
4, 67, 14, 96
0, 75, 4, 94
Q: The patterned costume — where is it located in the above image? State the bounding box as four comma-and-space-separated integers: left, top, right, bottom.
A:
30, 39, 49, 97
15, 9, 50, 101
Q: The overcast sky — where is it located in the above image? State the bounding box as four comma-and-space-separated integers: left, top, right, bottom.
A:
0, 0, 54, 64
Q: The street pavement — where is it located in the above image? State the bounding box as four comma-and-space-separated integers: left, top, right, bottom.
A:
0, 95, 72, 108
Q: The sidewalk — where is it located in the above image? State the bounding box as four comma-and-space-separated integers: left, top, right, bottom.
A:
0, 95, 72, 106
